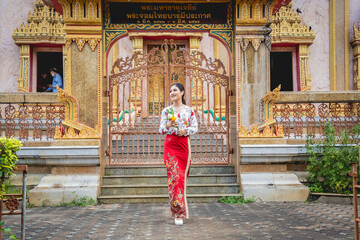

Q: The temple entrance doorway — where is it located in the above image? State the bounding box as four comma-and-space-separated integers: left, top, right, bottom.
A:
108, 39, 230, 165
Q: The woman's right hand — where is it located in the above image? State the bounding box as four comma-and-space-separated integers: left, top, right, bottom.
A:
166, 121, 178, 129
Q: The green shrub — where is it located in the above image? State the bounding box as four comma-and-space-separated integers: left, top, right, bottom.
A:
306, 122, 360, 194
0, 137, 22, 198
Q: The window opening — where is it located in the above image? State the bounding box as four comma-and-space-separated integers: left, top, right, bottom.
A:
36, 52, 63, 92
270, 52, 293, 91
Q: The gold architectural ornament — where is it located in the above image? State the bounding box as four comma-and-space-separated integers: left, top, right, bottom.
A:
261, 84, 280, 122
132, 37, 144, 52
17, 45, 30, 92
299, 45, 311, 91
270, 2, 315, 91
236, 0, 277, 26
55, 87, 101, 139
351, 20, 360, 90
190, 37, 201, 52
65, 36, 101, 52
12, 0, 65, 92
238, 85, 283, 138
239, 38, 250, 52
58, 0, 101, 25
12, 0, 65, 45
251, 38, 262, 51
270, 3, 315, 44
238, 123, 283, 138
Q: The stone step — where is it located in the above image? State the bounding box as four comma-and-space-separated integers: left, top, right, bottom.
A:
105, 165, 234, 175
102, 174, 237, 185
98, 193, 240, 204
101, 183, 239, 195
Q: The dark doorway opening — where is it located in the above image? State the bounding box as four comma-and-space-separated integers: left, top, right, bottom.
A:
270, 52, 293, 91
37, 52, 63, 92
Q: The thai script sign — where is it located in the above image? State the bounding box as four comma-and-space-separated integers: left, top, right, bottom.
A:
108, 2, 228, 24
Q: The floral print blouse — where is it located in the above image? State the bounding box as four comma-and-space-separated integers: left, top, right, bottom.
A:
159, 105, 198, 136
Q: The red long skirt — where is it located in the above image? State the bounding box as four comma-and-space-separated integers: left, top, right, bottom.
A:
164, 134, 191, 219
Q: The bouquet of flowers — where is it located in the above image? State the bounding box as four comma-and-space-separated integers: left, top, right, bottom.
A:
166, 107, 176, 121
166, 107, 178, 130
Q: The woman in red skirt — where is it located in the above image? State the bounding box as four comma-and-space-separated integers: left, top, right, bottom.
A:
159, 83, 198, 226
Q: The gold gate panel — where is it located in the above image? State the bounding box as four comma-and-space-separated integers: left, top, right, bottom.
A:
109, 39, 229, 165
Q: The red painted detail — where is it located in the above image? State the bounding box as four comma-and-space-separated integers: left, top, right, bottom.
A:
296, 46, 300, 91
272, 0, 292, 15
30, 43, 63, 48
271, 43, 297, 48
43, 0, 63, 15
30, 47, 33, 92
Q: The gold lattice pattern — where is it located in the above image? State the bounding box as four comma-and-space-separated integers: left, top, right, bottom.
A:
236, 0, 275, 26
12, 0, 65, 44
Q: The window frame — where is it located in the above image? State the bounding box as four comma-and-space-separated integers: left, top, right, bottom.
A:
270, 47, 298, 91
32, 47, 63, 92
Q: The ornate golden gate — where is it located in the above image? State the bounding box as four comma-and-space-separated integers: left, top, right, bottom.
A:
108, 39, 229, 165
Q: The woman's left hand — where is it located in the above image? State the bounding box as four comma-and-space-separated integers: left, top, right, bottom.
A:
178, 129, 187, 136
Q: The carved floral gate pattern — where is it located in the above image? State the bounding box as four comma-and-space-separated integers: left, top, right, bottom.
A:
109, 40, 229, 165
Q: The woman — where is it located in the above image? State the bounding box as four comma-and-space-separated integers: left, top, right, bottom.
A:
159, 83, 198, 226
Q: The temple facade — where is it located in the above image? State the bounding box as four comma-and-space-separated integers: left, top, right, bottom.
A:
0, 0, 360, 204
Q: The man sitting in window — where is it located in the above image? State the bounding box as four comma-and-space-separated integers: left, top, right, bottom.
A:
46, 67, 63, 92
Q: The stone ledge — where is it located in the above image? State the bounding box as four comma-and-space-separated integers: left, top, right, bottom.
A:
278, 91, 360, 103
0, 92, 60, 104
28, 175, 99, 205
241, 173, 309, 202
240, 144, 307, 164
17, 146, 100, 166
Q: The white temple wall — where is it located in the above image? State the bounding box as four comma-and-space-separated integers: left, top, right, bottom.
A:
0, 0, 36, 92
292, 0, 330, 91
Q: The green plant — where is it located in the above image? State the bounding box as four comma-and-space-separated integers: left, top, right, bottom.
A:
218, 195, 255, 204
55, 196, 96, 207
105, 172, 110, 176
306, 122, 360, 194
0, 221, 17, 240
0, 137, 22, 198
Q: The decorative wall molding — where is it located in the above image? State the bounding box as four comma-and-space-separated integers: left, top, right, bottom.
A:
351, 20, 360, 90
65, 36, 101, 51
58, 0, 101, 26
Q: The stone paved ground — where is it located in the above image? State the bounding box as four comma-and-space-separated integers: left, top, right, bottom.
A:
1, 202, 357, 239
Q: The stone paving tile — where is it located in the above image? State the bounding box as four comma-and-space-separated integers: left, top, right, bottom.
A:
1, 202, 357, 239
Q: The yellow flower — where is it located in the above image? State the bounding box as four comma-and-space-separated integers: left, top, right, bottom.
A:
171, 116, 177, 121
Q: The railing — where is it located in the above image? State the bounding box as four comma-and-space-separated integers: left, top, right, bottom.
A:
273, 91, 360, 139
0, 93, 64, 141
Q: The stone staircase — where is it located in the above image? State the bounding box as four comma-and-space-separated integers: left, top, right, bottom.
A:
98, 165, 239, 203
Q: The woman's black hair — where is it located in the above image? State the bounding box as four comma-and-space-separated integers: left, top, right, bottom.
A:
171, 82, 186, 104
